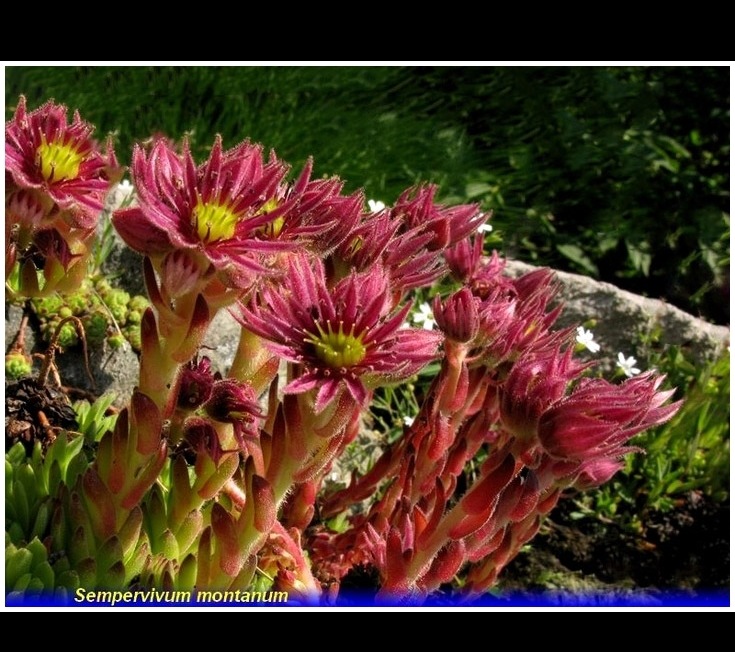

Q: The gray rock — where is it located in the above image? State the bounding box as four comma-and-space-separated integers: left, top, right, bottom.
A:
100, 229, 147, 298
5, 303, 36, 354
503, 259, 730, 373
46, 306, 249, 405
5, 302, 139, 407
200, 308, 245, 376
99, 184, 147, 298
53, 338, 141, 407
5, 304, 257, 408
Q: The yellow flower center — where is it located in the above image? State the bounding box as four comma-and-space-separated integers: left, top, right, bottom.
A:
193, 199, 240, 243
345, 235, 363, 256
260, 215, 285, 238
35, 136, 86, 182
256, 198, 285, 238
307, 321, 367, 368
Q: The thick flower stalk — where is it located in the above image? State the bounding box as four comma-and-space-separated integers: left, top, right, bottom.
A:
5, 96, 121, 297
238, 253, 442, 530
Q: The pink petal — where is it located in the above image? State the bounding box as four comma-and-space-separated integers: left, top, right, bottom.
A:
112, 207, 174, 256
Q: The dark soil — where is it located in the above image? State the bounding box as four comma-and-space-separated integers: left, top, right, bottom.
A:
499, 490, 729, 604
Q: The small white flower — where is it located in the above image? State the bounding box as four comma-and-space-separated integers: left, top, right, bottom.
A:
368, 199, 386, 213
412, 302, 435, 330
575, 326, 601, 354
403, 416, 415, 427
477, 220, 493, 234
616, 352, 641, 378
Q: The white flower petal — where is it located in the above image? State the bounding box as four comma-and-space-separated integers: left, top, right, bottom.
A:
575, 326, 600, 353
411, 303, 435, 330
616, 352, 641, 377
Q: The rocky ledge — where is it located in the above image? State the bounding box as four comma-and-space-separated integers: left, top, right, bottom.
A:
6, 259, 729, 405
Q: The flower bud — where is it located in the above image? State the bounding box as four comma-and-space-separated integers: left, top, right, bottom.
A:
445, 235, 483, 283
177, 357, 216, 410
160, 249, 208, 300
538, 373, 680, 463
433, 288, 479, 343
183, 416, 226, 466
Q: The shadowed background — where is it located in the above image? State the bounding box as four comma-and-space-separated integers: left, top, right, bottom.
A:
6, 65, 729, 323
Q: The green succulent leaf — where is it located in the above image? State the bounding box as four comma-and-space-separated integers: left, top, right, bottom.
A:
6, 548, 33, 589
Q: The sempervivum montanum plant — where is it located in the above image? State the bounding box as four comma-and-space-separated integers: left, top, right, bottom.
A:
4, 97, 681, 605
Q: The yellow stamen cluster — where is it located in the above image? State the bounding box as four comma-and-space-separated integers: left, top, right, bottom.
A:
35, 136, 85, 182
256, 198, 284, 238
260, 215, 285, 238
306, 321, 367, 368
345, 235, 363, 257
193, 199, 240, 243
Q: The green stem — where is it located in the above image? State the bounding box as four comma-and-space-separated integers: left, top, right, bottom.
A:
229, 327, 279, 395
139, 292, 213, 415
270, 390, 356, 512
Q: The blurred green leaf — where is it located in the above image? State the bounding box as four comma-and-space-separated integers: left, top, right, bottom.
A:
556, 243, 599, 276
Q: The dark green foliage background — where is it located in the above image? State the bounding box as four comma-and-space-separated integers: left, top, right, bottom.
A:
6, 65, 729, 323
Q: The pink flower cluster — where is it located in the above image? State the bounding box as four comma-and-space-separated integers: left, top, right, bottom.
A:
108, 127, 680, 600
5, 98, 681, 603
